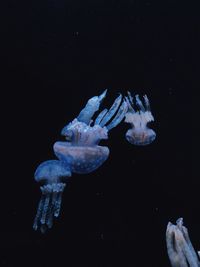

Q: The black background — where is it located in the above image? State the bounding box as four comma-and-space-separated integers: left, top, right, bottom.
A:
0, 0, 199, 266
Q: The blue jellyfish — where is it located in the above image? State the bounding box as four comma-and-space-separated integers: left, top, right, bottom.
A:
33, 90, 128, 232
124, 91, 156, 146
166, 218, 200, 267
33, 160, 71, 233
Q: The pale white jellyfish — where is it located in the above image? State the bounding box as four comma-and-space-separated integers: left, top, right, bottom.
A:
124, 91, 156, 146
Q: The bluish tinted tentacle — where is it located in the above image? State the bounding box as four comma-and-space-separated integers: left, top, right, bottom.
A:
46, 191, 59, 228
166, 219, 200, 267
45, 196, 54, 229
54, 191, 63, 217
106, 100, 128, 130
54, 192, 63, 217
135, 94, 145, 112
33, 194, 45, 230
143, 94, 151, 111
100, 94, 122, 127
176, 218, 200, 267
125, 96, 135, 113
127, 91, 134, 107
98, 89, 107, 102
94, 109, 108, 125
77, 89, 107, 124
40, 193, 50, 225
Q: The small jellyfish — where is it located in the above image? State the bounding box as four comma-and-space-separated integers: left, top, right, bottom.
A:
166, 218, 200, 267
124, 91, 156, 146
33, 160, 71, 233
33, 90, 128, 232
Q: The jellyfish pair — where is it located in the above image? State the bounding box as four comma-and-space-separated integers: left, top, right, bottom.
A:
166, 218, 200, 267
33, 89, 156, 232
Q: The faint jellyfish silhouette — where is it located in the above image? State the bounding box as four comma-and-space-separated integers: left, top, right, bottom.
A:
166, 218, 200, 267
33, 89, 128, 232
124, 91, 156, 146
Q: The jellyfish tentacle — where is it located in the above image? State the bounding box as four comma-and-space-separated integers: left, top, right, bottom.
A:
40, 188, 51, 225
99, 94, 122, 127
180, 225, 199, 264
54, 192, 63, 217
45, 190, 59, 229
106, 100, 128, 130
176, 220, 200, 267
77, 89, 107, 124
166, 218, 200, 267
135, 94, 145, 112
45, 197, 54, 229
127, 91, 134, 107
94, 109, 108, 125
143, 94, 151, 111
33, 194, 46, 230
98, 89, 108, 102
166, 222, 188, 267
125, 96, 135, 113
53, 183, 66, 217
46, 192, 57, 229
34, 183, 67, 233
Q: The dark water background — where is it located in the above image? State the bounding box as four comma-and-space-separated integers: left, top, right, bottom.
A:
0, 0, 198, 266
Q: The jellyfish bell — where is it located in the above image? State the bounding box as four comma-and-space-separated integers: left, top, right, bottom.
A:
126, 128, 156, 146
53, 141, 109, 174
125, 111, 156, 146
33, 160, 71, 233
34, 160, 71, 183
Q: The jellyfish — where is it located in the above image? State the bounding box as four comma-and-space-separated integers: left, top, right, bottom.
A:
33, 160, 71, 233
166, 218, 200, 267
124, 91, 156, 146
33, 89, 128, 232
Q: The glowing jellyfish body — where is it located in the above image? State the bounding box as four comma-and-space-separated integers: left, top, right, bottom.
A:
33, 89, 128, 232
124, 92, 156, 146
33, 160, 71, 233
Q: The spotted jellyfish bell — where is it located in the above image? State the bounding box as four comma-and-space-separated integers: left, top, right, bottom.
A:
33, 160, 71, 233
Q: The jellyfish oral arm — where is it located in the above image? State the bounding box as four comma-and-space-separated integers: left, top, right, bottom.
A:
61, 119, 108, 146
166, 218, 200, 267
33, 182, 66, 233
